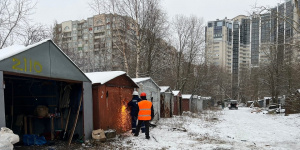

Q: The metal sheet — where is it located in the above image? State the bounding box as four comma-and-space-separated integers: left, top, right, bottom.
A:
93, 85, 133, 133
136, 80, 160, 121
182, 99, 190, 112
160, 94, 165, 117
197, 99, 203, 112
83, 82, 93, 140
0, 41, 90, 82
0, 71, 5, 127
173, 96, 179, 115
164, 92, 172, 118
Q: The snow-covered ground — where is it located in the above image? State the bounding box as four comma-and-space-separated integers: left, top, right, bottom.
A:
16, 107, 300, 149
110, 107, 300, 150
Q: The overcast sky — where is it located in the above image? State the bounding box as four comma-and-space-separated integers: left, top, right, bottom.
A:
32, 0, 284, 26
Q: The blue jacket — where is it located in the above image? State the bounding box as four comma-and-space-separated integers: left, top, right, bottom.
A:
127, 95, 141, 117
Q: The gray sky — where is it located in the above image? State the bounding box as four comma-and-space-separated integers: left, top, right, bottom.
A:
32, 0, 284, 26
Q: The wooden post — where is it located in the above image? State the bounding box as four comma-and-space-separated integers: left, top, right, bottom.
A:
68, 96, 83, 146
29, 117, 32, 134
24, 116, 27, 134
63, 108, 71, 140
51, 117, 54, 140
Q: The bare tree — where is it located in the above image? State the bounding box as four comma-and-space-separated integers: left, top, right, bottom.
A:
0, 0, 36, 49
88, 0, 169, 78
18, 22, 51, 46
172, 15, 205, 93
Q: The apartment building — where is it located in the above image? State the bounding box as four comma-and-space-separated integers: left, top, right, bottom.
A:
205, 0, 300, 98
54, 14, 136, 73
205, 15, 251, 98
205, 18, 233, 73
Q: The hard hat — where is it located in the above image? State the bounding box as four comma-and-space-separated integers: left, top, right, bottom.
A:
132, 91, 138, 95
140, 92, 146, 97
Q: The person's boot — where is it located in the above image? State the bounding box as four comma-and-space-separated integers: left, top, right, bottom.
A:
146, 136, 150, 139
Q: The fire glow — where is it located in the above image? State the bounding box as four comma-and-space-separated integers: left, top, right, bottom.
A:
119, 104, 130, 132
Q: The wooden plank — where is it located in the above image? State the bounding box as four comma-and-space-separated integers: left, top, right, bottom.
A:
51, 117, 54, 140
68, 96, 83, 146
29, 117, 32, 134
24, 116, 27, 134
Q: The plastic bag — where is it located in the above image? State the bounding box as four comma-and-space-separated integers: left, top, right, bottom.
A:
0, 127, 20, 150
0, 140, 13, 150
23, 134, 47, 146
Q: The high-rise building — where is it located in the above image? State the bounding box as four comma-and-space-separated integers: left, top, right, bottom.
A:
205, 15, 251, 98
205, 0, 300, 99
53, 14, 136, 73
205, 18, 233, 73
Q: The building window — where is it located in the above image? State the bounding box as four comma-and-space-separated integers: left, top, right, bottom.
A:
64, 26, 69, 31
97, 20, 102, 25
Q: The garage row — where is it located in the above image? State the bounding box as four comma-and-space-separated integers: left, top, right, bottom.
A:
0, 39, 212, 144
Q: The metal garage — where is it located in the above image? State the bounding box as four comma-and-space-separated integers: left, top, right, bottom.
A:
85, 71, 139, 133
132, 77, 160, 121
0, 39, 93, 142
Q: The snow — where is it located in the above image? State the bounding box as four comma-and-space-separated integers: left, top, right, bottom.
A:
172, 90, 180, 96
182, 94, 192, 99
0, 39, 51, 61
85, 71, 127, 84
159, 86, 170, 92
132, 77, 151, 83
132, 77, 160, 89
108, 107, 300, 150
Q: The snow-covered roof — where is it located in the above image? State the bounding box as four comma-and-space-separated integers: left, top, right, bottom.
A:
0, 39, 50, 61
132, 77, 151, 83
85, 71, 132, 84
132, 77, 160, 89
182, 94, 192, 99
202, 97, 212, 100
264, 97, 272, 100
159, 86, 170, 92
172, 90, 180, 96
0, 39, 91, 82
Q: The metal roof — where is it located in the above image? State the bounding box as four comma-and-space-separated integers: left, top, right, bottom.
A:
85, 71, 139, 87
182, 94, 192, 99
172, 90, 180, 96
132, 77, 160, 89
0, 39, 91, 82
159, 86, 170, 92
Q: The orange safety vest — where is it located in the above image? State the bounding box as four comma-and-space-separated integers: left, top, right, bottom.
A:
138, 100, 152, 120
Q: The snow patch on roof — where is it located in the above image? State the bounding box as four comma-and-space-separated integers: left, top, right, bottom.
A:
132, 77, 160, 89
0, 39, 51, 61
132, 77, 151, 83
159, 86, 170, 92
182, 94, 192, 99
172, 90, 180, 96
85, 71, 126, 84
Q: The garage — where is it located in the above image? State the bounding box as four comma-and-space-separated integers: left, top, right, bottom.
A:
0, 39, 93, 143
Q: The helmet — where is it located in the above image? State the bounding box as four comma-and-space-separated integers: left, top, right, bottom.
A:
132, 91, 138, 95
140, 92, 146, 97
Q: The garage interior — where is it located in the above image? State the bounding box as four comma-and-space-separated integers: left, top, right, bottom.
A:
4, 73, 84, 142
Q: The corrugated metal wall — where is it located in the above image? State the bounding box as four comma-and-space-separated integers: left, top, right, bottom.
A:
93, 85, 132, 133
182, 99, 190, 112
136, 81, 160, 121
173, 96, 178, 115
92, 75, 136, 133
160, 92, 172, 118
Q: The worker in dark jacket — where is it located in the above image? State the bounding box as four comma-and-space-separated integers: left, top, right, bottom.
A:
127, 91, 142, 134
134, 92, 154, 139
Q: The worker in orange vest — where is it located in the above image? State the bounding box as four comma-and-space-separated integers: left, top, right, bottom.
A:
134, 92, 154, 139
